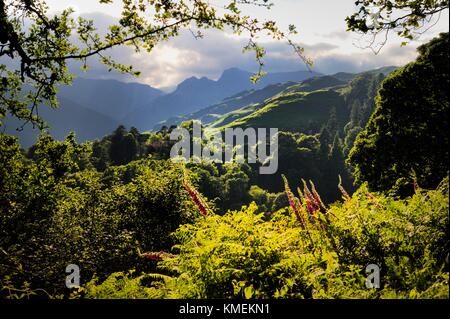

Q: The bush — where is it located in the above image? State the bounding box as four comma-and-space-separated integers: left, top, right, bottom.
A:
0, 134, 195, 297
79, 178, 448, 299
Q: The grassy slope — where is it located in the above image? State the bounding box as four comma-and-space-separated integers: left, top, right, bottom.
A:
207, 68, 398, 133
208, 76, 348, 131
218, 89, 347, 132
198, 67, 397, 134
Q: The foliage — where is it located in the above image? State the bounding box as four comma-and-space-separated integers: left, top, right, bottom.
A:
346, 0, 449, 51
75, 271, 169, 299
248, 185, 288, 216
256, 131, 354, 204
348, 33, 449, 196
1, 0, 448, 302
109, 125, 139, 165
79, 177, 449, 299
0, 133, 195, 297
90, 125, 178, 171
328, 179, 449, 297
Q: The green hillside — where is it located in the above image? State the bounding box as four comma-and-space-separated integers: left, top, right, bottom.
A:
206, 68, 396, 135
282, 75, 346, 93
220, 89, 348, 133
157, 82, 296, 128
207, 76, 347, 131
208, 103, 260, 128
160, 68, 397, 133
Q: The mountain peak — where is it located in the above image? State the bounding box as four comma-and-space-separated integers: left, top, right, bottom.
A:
175, 75, 215, 92
219, 68, 251, 81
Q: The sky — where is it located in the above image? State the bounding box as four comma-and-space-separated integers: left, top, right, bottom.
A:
44, 0, 449, 91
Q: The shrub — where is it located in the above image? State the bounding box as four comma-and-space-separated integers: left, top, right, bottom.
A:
0, 134, 195, 297
79, 177, 448, 299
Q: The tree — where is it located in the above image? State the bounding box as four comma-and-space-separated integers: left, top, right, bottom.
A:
343, 126, 362, 157
319, 126, 332, 157
0, 0, 308, 128
0, 132, 197, 296
346, 0, 449, 52
109, 126, 139, 165
92, 139, 111, 171
348, 33, 449, 195
325, 106, 339, 137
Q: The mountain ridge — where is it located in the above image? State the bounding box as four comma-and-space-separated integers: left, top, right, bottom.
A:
124, 68, 322, 130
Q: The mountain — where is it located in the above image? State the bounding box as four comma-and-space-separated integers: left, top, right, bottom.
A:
159, 74, 349, 130
158, 81, 299, 129
204, 67, 397, 134
329, 72, 356, 83
209, 76, 348, 130
3, 97, 120, 148
124, 68, 322, 131
5, 78, 163, 148
58, 78, 163, 121
219, 89, 348, 133
4, 66, 396, 148
155, 70, 396, 131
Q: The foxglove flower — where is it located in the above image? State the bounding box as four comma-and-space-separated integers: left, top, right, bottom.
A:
283, 175, 306, 229
183, 171, 209, 216
338, 175, 351, 202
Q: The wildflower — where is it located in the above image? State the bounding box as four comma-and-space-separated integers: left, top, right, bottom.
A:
182, 170, 209, 216
338, 175, 351, 202
309, 181, 327, 212
283, 175, 306, 228
296, 187, 304, 205
413, 179, 419, 193
302, 179, 319, 217
140, 251, 174, 262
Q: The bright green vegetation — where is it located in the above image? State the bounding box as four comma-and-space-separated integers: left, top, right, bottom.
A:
208, 103, 260, 129
282, 75, 346, 93
222, 90, 348, 132
2, 126, 447, 298
78, 179, 449, 299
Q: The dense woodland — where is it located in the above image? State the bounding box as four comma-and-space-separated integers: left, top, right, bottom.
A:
0, 0, 449, 299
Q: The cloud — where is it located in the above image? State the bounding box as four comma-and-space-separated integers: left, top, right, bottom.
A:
312, 43, 418, 74
320, 30, 351, 40
65, 12, 422, 90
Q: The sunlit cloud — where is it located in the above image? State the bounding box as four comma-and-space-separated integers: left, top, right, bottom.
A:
53, 1, 447, 90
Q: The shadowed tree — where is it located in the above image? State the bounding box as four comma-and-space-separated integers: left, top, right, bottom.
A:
109, 125, 139, 165
348, 33, 449, 196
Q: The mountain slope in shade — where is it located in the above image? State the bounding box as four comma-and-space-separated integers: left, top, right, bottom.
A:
3, 97, 119, 148
125, 68, 321, 131
58, 78, 163, 121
